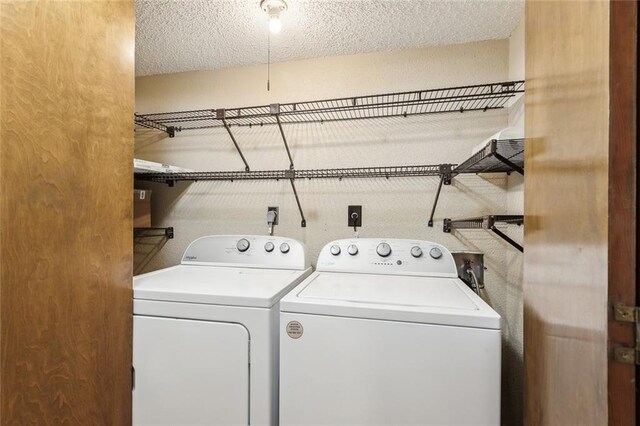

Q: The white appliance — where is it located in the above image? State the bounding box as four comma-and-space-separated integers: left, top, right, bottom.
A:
133, 235, 311, 426
279, 238, 501, 426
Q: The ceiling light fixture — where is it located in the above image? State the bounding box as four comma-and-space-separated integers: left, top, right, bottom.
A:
261, 0, 287, 34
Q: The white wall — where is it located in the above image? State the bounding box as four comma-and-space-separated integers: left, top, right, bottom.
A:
134, 38, 523, 424
504, 18, 525, 426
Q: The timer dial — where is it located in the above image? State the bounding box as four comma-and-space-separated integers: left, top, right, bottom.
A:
429, 247, 443, 259
237, 238, 250, 252
376, 242, 392, 257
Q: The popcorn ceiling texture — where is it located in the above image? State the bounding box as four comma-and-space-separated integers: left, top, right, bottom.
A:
134, 38, 524, 424
135, 0, 524, 76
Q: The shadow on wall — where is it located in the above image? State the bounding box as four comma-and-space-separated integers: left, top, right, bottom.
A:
134, 235, 171, 275
134, 128, 170, 153
133, 180, 192, 274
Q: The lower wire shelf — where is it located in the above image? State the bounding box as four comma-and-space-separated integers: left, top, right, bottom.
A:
443, 215, 523, 252
134, 227, 174, 239
134, 165, 444, 229
133, 164, 443, 184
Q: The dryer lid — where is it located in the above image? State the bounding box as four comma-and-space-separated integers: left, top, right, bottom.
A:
280, 272, 501, 329
134, 265, 311, 308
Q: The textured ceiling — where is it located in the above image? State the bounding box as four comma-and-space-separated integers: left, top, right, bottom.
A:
136, 0, 524, 76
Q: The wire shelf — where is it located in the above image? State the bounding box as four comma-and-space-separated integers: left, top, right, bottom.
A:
134, 227, 174, 239
134, 164, 445, 184
443, 215, 523, 252
134, 81, 525, 135
453, 138, 524, 175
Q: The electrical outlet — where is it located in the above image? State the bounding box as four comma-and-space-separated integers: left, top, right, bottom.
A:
267, 206, 279, 225
348, 205, 362, 228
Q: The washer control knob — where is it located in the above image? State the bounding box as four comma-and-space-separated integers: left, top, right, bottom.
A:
410, 246, 423, 258
376, 242, 392, 257
264, 242, 275, 252
330, 245, 341, 256
237, 238, 250, 252
429, 247, 443, 259
280, 242, 290, 254
347, 244, 359, 256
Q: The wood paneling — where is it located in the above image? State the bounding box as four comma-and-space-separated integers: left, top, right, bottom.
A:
524, 0, 611, 424
0, 1, 134, 424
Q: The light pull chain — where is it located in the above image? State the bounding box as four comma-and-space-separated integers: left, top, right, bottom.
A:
267, 28, 271, 91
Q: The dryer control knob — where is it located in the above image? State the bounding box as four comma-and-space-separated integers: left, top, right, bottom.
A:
330, 245, 341, 256
376, 242, 392, 257
410, 246, 423, 258
280, 242, 290, 253
237, 238, 250, 252
347, 244, 359, 256
264, 242, 275, 252
429, 247, 443, 259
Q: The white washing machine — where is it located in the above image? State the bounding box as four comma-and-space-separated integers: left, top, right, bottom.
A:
133, 235, 311, 426
279, 238, 501, 426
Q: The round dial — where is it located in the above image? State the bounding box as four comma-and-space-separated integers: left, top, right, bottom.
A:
429, 247, 443, 259
264, 242, 275, 252
280, 242, 290, 253
376, 242, 392, 257
237, 238, 250, 252
347, 244, 359, 256
410, 246, 423, 258
330, 245, 341, 256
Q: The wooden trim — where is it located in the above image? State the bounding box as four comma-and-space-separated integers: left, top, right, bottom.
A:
608, 0, 637, 424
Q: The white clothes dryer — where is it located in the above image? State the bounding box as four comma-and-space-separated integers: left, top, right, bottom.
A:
133, 235, 311, 426
279, 238, 501, 426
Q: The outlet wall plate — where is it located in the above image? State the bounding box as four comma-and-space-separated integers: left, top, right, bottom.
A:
348, 205, 362, 228
268, 206, 279, 225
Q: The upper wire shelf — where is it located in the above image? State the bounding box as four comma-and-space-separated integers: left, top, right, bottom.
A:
134, 81, 525, 136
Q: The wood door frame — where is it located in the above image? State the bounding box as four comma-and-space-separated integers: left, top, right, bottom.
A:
608, 0, 637, 423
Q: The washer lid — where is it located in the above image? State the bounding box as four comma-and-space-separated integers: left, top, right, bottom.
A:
280, 272, 500, 329
134, 265, 311, 308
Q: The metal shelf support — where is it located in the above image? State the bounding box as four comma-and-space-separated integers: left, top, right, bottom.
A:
218, 109, 251, 172
443, 215, 523, 252
492, 149, 524, 175
427, 164, 453, 227
289, 178, 307, 227
490, 226, 523, 252
272, 104, 295, 169
134, 114, 181, 138
134, 227, 174, 239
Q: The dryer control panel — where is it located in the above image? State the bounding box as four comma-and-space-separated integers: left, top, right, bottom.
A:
317, 239, 457, 277
181, 235, 309, 270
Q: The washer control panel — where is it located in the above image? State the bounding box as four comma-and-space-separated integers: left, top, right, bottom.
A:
181, 235, 309, 270
317, 238, 457, 277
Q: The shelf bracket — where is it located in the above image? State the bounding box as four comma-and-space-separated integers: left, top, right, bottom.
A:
134, 227, 174, 239
428, 174, 445, 227
134, 114, 180, 138
428, 164, 453, 227
217, 109, 250, 172
272, 104, 295, 169
443, 215, 523, 252
490, 226, 523, 252
491, 140, 524, 175
287, 173, 306, 227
